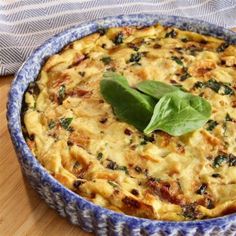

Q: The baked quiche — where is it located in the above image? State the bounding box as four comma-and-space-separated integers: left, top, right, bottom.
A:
22, 24, 236, 221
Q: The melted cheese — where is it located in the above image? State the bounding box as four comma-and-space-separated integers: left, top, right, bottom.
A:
22, 24, 236, 221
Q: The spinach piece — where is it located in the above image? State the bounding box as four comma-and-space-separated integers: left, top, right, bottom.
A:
206, 119, 218, 131
60, 117, 73, 131
216, 42, 229, 52
129, 52, 142, 63
58, 84, 66, 105
106, 159, 129, 174
144, 90, 211, 136
213, 154, 228, 168
223, 84, 234, 95
100, 72, 156, 131
194, 79, 234, 96
101, 56, 112, 65
171, 56, 183, 66
165, 29, 177, 38
48, 120, 56, 129
226, 113, 233, 122
205, 79, 221, 93
113, 32, 124, 45
196, 183, 207, 195
108, 180, 118, 188
213, 153, 236, 168
194, 81, 205, 89
136, 80, 179, 99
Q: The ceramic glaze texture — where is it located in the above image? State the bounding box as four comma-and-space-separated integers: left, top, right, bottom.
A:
7, 14, 236, 235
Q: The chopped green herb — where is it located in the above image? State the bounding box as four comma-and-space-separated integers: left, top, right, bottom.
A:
108, 180, 118, 188
60, 117, 73, 131
106, 159, 129, 174
223, 84, 234, 95
171, 56, 183, 66
216, 42, 229, 52
188, 46, 202, 56
206, 79, 221, 93
143, 135, 155, 142
129, 52, 142, 63
58, 84, 66, 105
194, 81, 205, 89
226, 113, 233, 122
140, 139, 148, 145
48, 120, 56, 129
97, 152, 103, 160
117, 166, 129, 174
165, 29, 177, 38
206, 119, 218, 131
213, 154, 228, 168
113, 32, 124, 45
196, 183, 207, 195
194, 79, 234, 96
101, 56, 112, 65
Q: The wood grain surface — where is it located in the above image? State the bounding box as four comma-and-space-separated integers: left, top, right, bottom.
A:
1, 27, 236, 236
0, 76, 91, 236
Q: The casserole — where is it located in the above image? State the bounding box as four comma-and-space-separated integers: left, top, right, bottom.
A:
7, 14, 236, 235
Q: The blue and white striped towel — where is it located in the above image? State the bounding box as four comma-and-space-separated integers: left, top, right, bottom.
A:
1, 0, 236, 76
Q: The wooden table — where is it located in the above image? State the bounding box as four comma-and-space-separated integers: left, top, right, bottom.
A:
0, 76, 91, 235
1, 27, 236, 235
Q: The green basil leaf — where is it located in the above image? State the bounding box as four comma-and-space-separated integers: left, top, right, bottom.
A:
100, 72, 156, 131
144, 90, 211, 136
136, 80, 179, 99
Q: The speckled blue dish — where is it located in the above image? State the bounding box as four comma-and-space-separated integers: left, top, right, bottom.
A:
7, 14, 236, 235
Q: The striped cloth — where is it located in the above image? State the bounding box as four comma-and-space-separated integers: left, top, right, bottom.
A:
1, 0, 236, 76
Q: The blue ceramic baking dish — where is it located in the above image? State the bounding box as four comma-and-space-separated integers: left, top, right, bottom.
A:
7, 14, 236, 235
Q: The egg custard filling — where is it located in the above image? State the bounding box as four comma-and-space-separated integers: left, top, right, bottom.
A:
22, 24, 236, 221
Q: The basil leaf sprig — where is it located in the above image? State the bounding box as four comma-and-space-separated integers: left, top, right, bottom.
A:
100, 72, 156, 131
137, 80, 179, 99
143, 90, 211, 136
100, 72, 211, 136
